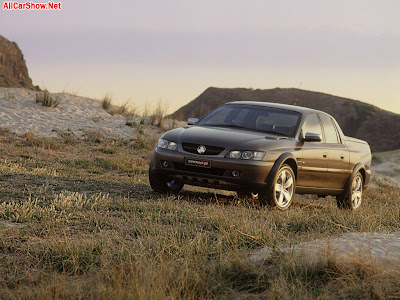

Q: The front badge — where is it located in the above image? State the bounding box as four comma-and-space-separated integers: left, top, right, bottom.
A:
197, 145, 206, 154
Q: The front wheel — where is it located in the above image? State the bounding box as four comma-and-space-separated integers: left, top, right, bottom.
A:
337, 172, 363, 210
149, 169, 184, 194
259, 164, 295, 210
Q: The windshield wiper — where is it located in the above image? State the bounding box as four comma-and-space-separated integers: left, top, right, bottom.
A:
203, 124, 246, 129
262, 130, 289, 137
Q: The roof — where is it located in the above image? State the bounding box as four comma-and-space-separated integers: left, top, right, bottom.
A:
227, 101, 326, 115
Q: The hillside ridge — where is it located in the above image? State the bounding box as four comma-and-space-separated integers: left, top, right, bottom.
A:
171, 87, 400, 152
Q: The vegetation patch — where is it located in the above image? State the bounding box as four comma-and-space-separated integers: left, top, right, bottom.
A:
0, 132, 399, 298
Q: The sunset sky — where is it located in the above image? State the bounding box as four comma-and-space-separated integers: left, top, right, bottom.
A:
1, 0, 399, 114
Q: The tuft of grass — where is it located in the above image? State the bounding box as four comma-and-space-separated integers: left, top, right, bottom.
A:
98, 147, 116, 154
35, 90, 59, 107
101, 93, 112, 111
34, 239, 102, 275
150, 100, 167, 127
20, 154, 33, 159
101, 94, 137, 117
118, 100, 137, 116
141, 100, 168, 127
125, 120, 136, 128
0, 127, 11, 136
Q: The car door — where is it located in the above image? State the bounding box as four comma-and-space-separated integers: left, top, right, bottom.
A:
297, 113, 328, 188
319, 114, 350, 189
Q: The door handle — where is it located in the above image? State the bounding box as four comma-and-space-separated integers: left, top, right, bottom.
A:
323, 153, 328, 158
340, 154, 345, 159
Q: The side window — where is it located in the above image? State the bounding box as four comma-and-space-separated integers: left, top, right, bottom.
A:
302, 114, 322, 142
319, 114, 339, 144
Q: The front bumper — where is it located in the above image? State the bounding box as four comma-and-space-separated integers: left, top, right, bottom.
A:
150, 147, 274, 191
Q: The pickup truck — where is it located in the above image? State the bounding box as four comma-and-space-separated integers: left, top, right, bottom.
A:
149, 101, 372, 210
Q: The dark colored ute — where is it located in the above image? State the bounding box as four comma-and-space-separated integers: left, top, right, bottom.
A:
149, 101, 372, 210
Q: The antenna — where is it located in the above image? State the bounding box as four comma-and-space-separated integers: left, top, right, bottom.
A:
294, 82, 302, 106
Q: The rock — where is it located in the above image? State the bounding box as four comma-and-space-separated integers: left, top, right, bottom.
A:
250, 231, 400, 270
0, 35, 35, 90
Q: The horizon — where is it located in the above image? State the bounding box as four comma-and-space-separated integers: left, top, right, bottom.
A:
1, 0, 399, 114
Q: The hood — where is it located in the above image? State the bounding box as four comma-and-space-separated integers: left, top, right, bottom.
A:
162, 125, 290, 150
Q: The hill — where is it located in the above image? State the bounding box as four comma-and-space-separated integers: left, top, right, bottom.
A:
0, 35, 36, 89
171, 87, 400, 152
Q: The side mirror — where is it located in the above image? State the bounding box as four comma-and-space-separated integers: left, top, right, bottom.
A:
304, 132, 321, 142
187, 118, 198, 125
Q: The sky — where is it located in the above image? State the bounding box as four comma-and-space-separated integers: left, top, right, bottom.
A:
1, 0, 400, 114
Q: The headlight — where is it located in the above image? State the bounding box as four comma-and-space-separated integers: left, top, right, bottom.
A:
225, 150, 265, 161
157, 138, 178, 150
229, 150, 241, 159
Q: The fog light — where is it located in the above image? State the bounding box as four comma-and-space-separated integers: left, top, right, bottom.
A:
162, 161, 169, 168
232, 170, 240, 177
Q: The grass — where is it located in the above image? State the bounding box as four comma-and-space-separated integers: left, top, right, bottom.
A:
101, 93, 137, 117
139, 100, 168, 127
0, 127, 399, 298
101, 93, 112, 111
35, 90, 60, 107
149, 100, 167, 127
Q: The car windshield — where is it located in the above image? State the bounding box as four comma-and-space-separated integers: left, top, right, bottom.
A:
196, 104, 301, 137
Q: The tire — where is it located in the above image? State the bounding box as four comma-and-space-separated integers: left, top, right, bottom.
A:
149, 168, 184, 194
237, 191, 259, 200
259, 164, 295, 210
337, 172, 363, 210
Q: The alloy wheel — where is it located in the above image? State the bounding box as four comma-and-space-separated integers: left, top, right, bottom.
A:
274, 168, 294, 208
351, 174, 363, 209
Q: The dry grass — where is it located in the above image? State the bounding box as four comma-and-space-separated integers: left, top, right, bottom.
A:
101, 93, 137, 117
35, 90, 59, 107
101, 93, 113, 112
118, 99, 137, 116
140, 100, 168, 127
150, 100, 167, 127
0, 127, 399, 299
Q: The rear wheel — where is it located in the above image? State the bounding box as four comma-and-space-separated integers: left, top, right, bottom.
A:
149, 169, 184, 194
337, 172, 363, 210
259, 164, 295, 210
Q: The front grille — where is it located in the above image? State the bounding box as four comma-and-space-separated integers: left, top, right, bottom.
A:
174, 162, 225, 176
182, 143, 224, 155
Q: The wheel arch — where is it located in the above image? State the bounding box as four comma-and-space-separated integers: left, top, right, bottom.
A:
265, 152, 298, 186
343, 162, 366, 195
351, 162, 366, 183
